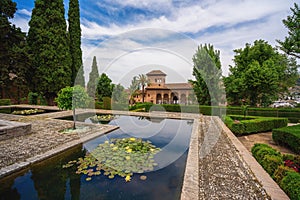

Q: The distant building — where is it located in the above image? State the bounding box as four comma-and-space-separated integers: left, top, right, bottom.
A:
133, 70, 194, 104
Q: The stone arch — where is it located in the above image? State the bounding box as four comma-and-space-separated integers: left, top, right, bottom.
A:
163, 94, 169, 104
156, 93, 162, 104
171, 92, 179, 104
180, 93, 187, 105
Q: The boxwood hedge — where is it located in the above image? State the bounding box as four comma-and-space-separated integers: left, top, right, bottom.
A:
0, 99, 11, 106
224, 115, 288, 136
251, 144, 300, 200
273, 124, 300, 154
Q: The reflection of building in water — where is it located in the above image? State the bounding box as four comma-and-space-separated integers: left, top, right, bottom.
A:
133, 70, 193, 105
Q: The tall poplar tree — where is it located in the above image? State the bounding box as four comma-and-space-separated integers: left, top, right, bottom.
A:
27, 0, 71, 105
87, 56, 99, 98
190, 44, 222, 105
68, 0, 84, 87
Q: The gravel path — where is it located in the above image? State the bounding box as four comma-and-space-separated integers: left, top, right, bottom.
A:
198, 116, 271, 199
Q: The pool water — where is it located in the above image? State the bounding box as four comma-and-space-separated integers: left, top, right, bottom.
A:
0, 115, 193, 200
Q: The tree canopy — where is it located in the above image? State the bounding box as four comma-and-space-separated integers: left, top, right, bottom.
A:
112, 84, 127, 104
0, 0, 29, 100
96, 73, 114, 101
27, 0, 71, 105
68, 0, 84, 87
136, 74, 149, 103
190, 44, 222, 105
224, 40, 298, 107
55, 85, 90, 129
128, 76, 139, 105
277, 3, 300, 59
87, 56, 99, 98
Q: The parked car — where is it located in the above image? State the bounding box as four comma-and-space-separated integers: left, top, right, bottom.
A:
270, 101, 295, 108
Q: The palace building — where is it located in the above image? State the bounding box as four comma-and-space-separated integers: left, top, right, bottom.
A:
133, 70, 194, 104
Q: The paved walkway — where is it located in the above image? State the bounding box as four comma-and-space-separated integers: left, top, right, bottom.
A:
0, 106, 289, 199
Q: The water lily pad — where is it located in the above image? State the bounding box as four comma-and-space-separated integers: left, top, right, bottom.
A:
63, 137, 160, 182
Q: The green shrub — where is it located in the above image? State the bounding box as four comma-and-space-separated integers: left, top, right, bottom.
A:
251, 143, 274, 158
274, 165, 295, 183
112, 103, 128, 111
255, 147, 281, 164
225, 115, 288, 135
95, 101, 103, 109
28, 92, 39, 105
0, 99, 11, 105
273, 124, 300, 154
103, 97, 111, 110
280, 172, 300, 200
261, 154, 283, 176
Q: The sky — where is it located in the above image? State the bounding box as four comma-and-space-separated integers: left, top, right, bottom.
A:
10, 0, 296, 87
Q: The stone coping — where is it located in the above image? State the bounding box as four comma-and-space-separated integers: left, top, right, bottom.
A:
0, 121, 118, 179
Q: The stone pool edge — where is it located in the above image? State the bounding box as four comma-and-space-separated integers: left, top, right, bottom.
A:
180, 115, 199, 200
0, 123, 119, 179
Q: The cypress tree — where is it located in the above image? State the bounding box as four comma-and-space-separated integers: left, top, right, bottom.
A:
68, 0, 84, 87
27, 0, 71, 105
87, 56, 99, 98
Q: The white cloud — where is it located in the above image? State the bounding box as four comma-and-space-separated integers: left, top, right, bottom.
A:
18, 9, 31, 17
81, 0, 294, 39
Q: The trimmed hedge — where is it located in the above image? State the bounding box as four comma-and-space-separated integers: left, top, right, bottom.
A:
224, 115, 288, 135
127, 103, 300, 122
103, 97, 111, 110
0, 99, 11, 106
251, 144, 300, 200
274, 165, 295, 183
273, 124, 300, 154
280, 172, 300, 200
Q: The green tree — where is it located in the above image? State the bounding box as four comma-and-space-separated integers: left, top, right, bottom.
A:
96, 73, 114, 101
55, 85, 90, 129
27, 0, 71, 105
0, 0, 29, 99
128, 76, 139, 105
224, 40, 298, 106
87, 56, 99, 98
277, 3, 300, 59
68, 0, 84, 86
137, 74, 149, 103
112, 84, 127, 103
190, 44, 222, 105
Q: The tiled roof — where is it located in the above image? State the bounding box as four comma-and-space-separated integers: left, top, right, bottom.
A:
146, 70, 166, 76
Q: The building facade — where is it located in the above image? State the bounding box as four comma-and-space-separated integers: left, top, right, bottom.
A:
134, 70, 194, 104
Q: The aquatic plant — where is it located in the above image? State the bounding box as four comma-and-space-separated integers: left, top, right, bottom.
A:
63, 137, 160, 182
89, 114, 115, 122
12, 109, 45, 115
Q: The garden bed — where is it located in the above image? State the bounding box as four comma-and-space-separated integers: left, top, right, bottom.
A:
224, 115, 288, 136
251, 143, 300, 200
273, 124, 300, 154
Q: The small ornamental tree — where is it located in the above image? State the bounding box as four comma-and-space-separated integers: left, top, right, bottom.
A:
55, 85, 90, 129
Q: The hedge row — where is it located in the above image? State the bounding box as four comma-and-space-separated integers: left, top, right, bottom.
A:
95, 102, 300, 122
0, 99, 11, 106
224, 115, 288, 136
273, 124, 300, 154
127, 103, 300, 122
251, 144, 300, 200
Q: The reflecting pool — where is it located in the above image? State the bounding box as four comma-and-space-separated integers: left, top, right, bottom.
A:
0, 115, 193, 200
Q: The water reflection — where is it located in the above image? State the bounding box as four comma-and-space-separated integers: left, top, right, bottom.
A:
0, 116, 193, 200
